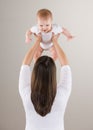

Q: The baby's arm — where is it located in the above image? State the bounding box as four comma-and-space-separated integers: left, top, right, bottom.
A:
25, 29, 32, 43
62, 27, 74, 40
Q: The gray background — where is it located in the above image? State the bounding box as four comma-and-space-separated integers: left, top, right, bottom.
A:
0, 0, 93, 130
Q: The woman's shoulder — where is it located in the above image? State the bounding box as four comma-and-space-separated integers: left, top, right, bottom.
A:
58, 65, 72, 89
19, 65, 31, 78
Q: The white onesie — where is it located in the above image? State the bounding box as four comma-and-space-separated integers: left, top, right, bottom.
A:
30, 24, 63, 50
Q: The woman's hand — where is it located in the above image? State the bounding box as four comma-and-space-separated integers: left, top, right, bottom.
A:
34, 33, 42, 42
52, 33, 60, 43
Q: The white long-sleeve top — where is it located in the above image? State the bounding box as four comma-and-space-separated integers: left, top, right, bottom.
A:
19, 65, 72, 130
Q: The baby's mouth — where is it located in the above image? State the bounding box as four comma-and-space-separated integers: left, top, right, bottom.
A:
43, 30, 47, 32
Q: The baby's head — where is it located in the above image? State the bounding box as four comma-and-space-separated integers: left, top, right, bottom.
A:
37, 9, 53, 33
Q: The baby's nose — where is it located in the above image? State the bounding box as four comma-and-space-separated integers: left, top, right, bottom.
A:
43, 26, 46, 29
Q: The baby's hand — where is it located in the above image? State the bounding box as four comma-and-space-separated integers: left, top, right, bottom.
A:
25, 37, 31, 43
67, 35, 75, 41
25, 30, 32, 43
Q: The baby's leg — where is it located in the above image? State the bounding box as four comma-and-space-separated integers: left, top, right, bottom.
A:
34, 46, 43, 62
49, 46, 58, 60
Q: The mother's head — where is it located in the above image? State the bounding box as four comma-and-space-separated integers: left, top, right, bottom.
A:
31, 56, 57, 116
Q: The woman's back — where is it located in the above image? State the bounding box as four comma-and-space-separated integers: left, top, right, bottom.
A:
19, 65, 72, 130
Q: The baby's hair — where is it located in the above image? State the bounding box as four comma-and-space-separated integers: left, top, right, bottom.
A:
37, 9, 52, 19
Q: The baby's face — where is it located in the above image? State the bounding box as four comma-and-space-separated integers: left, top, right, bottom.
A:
37, 17, 52, 33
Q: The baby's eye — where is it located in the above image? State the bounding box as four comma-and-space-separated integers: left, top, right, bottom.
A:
46, 25, 49, 26
40, 25, 43, 27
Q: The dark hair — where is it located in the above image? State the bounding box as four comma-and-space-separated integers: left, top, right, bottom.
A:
31, 56, 56, 116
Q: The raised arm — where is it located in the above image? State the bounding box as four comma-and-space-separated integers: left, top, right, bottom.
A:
62, 27, 74, 40
52, 34, 68, 66
23, 35, 41, 65
52, 34, 72, 97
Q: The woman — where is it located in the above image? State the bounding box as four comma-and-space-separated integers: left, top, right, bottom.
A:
19, 34, 72, 130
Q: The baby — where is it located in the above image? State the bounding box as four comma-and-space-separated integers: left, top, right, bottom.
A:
25, 9, 74, 61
